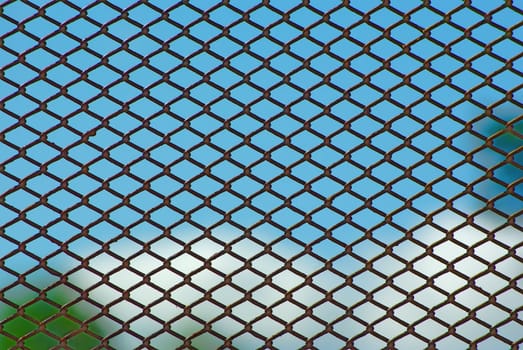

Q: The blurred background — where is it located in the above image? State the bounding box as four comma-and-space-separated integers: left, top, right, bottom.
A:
0, 0, 522, 349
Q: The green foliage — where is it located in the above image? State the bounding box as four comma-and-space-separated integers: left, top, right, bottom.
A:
472, 115, 523, 214
1, 289, 102, 350
1, 294, 229, 350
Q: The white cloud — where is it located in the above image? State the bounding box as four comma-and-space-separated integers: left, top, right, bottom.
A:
70, 218, 522, 349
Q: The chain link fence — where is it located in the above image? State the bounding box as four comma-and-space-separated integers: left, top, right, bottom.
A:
1, 0, 522, 349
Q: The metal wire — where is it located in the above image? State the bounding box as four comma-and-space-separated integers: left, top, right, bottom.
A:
1, 0, 522, 349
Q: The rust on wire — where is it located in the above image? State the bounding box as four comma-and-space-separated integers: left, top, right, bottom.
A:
0, 0, 522, 349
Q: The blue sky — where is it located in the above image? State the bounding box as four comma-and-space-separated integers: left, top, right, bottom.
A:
1, 0, 522, 348
1, 0, 521, 239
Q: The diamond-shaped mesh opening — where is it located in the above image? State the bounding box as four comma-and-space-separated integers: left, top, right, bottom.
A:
1, 0, 522, 349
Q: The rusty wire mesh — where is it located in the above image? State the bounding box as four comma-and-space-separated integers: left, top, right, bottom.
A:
1, 0, 522, 349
